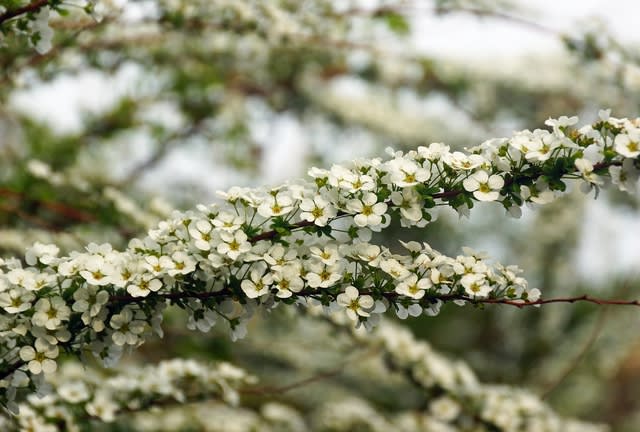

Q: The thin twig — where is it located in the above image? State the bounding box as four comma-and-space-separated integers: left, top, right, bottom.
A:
240, 346, 379, 396
0, 0, 50, 26
540, 307, 608, 399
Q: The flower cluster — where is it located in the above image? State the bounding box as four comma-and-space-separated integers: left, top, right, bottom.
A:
364, 320, 606, 432
301, 303, 607, 432
0, 114, 639, 412
0, 358, 255, 431
0, 311, 606, 432
0, 1, 96, 54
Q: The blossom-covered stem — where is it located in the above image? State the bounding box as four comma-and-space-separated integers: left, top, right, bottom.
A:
108, 289, 640, 309
247, 159, 621, 244
1, 113, 639, 411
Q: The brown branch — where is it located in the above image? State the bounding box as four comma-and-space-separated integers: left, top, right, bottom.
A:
108, 282, 640, 310
0, 360, 25, 381
0, 187, 96, 224
434, 5, 558, 35
540, 307, 609, 399
0, 0, 51, 26
240, 346, 379, 396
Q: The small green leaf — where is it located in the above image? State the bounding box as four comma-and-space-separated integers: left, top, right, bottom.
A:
383, 12, 410, 35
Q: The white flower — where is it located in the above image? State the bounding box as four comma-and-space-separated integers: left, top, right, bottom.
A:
72, 285, 109, 324
0, 288, 35, 314
110, 308, 146, 346
272, 268, 304, 298
309, 244, 341, 265
395, 274, 432, 300
111, 258, 141, 288
346, 192, 388, 227
240, 265, 273, 298
80, 255, 116, 286
19, 338, 58, 374
380, 258, 410, 280
58, 381, 90, 403
520, 181, 555, 205
257, 193, 294, 218
230, 320, 248, 342
32, 297, 71, 330
186, 300, 218, 332
418, 142, 450, 161
86, 392, 118, 422
395, 303, 423, 320
329, 165, 375, 192
443, 151, 485, 170
390, 188, 424, 225
614, 129, 640, 158
387, 157, 430, 186
354, 243, 383, 267
461, 274, 492, 297
300, 195, 336, 226
545, 115, 578, 131
430, 396, 461, 422
127, 273, 162, 297
463, 171, 504, 202
523, 133, 560, 162
217, 230, 251, 260
263, 244, 299, 271
25, 243, 59, 266
6, 268, 37, 291
575, 158, 603, 186
610, 159, 639, 193
29, 7, 54, 54
211, 211, 244, 231
168, 251, 197, 276
305, 262, 342, 288
143, 255, 174, 275
189, 219, 214, 251
337, 286, 374, 321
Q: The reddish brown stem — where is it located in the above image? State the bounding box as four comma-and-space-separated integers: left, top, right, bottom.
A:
0, 0, 51, 26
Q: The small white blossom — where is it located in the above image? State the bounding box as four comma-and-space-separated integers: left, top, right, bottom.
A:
0, 288, 35, 314
240, 265, 273, 298
19, 339, 58, 375
614, 128, 640, 158
395, 274, 432, 300
347, 192, 388, 227
32, 297, 71, 330
337, 286, 374, 321
217, 230, 251, 260
300, 195, 336, 226
461, 273, 492, 298
257, 193, 294, 218
110, 308, 146, 346
387, 157, 431, 186
463, 171, 504, 202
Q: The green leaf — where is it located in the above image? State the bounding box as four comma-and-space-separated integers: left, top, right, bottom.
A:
383, 12, 410, 35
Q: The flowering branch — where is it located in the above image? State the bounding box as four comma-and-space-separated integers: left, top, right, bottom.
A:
1, 358, 255, 429
0, 112, 639, 412
305, 306, 607, 431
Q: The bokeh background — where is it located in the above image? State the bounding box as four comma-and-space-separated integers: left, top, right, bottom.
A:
1, 0, 640, 430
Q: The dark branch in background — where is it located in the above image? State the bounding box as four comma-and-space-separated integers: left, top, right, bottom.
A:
240, 347, 379, 396
540, 307, 609, 399
117, 122, 207, 187
0, 187, 95, 223
0, 0, 51, 26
